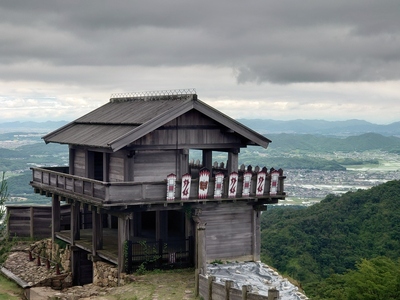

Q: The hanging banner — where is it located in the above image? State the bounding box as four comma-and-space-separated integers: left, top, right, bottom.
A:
198, 168, 210, 199
270, 170, 280, 195
214, 173, 224, 198
242, 171, 252, 197
166, 173, 177, 201
181, 173, 192, 200
256, 171, 267, 196
228, 172, 238, 198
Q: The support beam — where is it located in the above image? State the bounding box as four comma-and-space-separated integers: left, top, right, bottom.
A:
227, 150, 239, 175
51, 194, 61, 244
156, 211, 168, 241
202, 150, 213, 172
92, 211, 103, 255
71, 201, 80, 244
252, 208, 261, 261
117, 215, 130, 278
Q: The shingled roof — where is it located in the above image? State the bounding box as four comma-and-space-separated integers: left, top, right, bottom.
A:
43, 90, 271, 151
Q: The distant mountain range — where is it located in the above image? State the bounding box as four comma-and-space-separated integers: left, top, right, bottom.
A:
0, 121, 68, 133
237, 119, 400, 136
1, 119, 400, 136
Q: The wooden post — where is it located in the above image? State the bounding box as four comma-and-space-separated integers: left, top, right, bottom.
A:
156, 211, 168, 241
268, 288, 279, 300
92, 210, 103, 255
208, 276, 215, 300
117, 215, 129, 283
69, 147, 75, 175
103, 152, 110, 182
202, 150, 213, 172
227, 150, 239, 175
70, 201, 80, 244
51, 194, 61, 245
252, 207, 261, 261
241, 285, 249, 300
225, 280, 233, 300
30, 207, 34, 239
179, 148, 189, 178
196, 221, 207, 275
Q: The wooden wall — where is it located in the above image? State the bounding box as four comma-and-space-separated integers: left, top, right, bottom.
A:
196, 202, 254, 262
73, 149, 86, 177
109, 152, 125, 182
131, 111, 243, 148
7, 205, 71, 238
132, 150, 177, 182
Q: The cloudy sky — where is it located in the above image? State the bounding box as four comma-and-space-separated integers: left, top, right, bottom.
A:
1, 1, 400, 124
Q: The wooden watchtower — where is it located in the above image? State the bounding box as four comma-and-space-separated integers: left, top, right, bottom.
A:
30, 89, 285, 285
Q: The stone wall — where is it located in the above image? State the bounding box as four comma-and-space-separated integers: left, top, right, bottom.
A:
30, 239, 132, 288
30, 239, 71, 273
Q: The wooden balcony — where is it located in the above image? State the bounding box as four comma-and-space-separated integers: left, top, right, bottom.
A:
31, 166, 285, 207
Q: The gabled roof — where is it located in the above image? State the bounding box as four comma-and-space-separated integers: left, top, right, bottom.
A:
43, 90, 271, 151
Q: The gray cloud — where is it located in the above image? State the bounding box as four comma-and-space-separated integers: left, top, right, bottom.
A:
0, 0, 400, 85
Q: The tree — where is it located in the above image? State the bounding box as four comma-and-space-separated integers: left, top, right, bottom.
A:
0, 172, 11, 263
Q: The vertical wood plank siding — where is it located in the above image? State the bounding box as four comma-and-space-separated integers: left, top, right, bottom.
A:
198, 202, 254, 262
109, 152, 125, 182
7, 205, 71, 238
133, 150, 177, 182
74, 149, 86, 177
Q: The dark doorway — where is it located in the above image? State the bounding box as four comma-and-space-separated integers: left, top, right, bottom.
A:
168, 210, 185, 239
93, 152, 104, 181
141, 211, 156, 238
73, 249, 93, 286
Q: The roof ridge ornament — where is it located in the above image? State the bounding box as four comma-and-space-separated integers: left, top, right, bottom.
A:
110, 88, 197, 102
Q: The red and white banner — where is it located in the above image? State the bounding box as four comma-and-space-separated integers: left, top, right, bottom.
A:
228, 172, 238, 198
242, 171, 252, 197
256, 171, 267, 196
198, 168, 210, 199
181, 173, 192, 200
270, 170, 280, 195
166, 173, 177, 201
214, 173, 224, 198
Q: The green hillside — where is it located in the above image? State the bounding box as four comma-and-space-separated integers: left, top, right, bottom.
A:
261, 180, 400, 298
266, 132, 400, 152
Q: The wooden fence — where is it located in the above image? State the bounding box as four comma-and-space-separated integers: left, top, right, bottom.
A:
198, 274, 280, 300
7, 205, 71, 239
125, 236, 194, 273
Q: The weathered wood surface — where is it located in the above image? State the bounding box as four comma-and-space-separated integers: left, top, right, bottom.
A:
131, 111, 244, 149
7, 205, 70, 238
197, 202, 254, 262
31, 166, 284, 207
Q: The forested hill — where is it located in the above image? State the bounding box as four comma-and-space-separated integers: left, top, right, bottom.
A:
261, 180, 400, 298
265, 132, 400, 153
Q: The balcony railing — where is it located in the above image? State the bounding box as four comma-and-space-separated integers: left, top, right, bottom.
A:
31, 166, 285, 206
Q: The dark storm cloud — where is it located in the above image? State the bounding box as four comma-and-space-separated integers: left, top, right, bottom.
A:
1, 0, 400, 84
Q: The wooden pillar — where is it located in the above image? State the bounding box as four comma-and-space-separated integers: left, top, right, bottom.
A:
193, 213, 207, 275
156, 211, 168, 241
202, 150, 213, 172
132, 211, 141, 237
71, 201, 80, 244
103, 153, 110, 182
227, 149, 239, 175
117, 215, 129, 277
69, 147, 75, 175
179, 149, 189, 178
51, 194, 61, 244
92, 210, 103, 255
252, 207, 261, 261
30, 207, 34, 239
71, 247, 79, 286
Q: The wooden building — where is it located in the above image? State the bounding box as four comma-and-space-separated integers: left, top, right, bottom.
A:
30, 89, 285, 285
